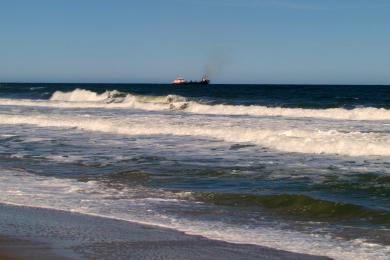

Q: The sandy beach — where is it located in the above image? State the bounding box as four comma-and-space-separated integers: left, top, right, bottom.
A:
0, 203, 330, 259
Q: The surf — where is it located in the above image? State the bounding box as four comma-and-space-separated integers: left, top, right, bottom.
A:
0, 169, 389, 260
1, 113, 389, 156
0, 88, 389, 121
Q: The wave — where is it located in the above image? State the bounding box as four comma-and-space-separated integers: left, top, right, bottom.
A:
196, 193, 390, 224
184, 103, 390, 121
52, 88, 186, 102
50, 88, 187, 108
0, 113, 389, 156
0, 88, 389, 121
0, 89, 187, 111
50, 88, 111, 102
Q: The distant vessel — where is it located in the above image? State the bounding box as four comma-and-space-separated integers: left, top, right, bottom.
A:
172, 75, 210, 85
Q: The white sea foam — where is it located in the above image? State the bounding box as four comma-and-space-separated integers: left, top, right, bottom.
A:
0, 90, 186, 111
0, 88, 389, 121
183, 102, 390, 121
0, 113, 389, 156
50, 88, 110, 102
0, 169, 388, 260
50, 88, 187, 103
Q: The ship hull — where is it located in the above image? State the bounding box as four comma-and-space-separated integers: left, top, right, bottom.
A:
172, 75, 210, 86
172, 81, 209, 86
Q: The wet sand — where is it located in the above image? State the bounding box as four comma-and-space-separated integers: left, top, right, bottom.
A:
0, 236, 69, 259
0, 203, 331, 259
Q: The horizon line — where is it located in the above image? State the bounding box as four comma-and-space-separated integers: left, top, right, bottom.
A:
1, 81, 390, 86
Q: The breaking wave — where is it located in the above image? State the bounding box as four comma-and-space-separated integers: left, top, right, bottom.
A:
0, 88, 389, 121
50, 88, 187, 106
0, 89, 187, 111
184, 103, 390, 121
0, 113, 389, 156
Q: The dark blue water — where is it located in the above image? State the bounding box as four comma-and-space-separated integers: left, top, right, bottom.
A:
1, 83, 390, 108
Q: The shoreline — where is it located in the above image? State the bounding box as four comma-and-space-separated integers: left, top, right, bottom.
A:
0, 203, 331, 260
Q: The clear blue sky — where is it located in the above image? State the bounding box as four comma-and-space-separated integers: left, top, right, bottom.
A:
1, 0, 390, 84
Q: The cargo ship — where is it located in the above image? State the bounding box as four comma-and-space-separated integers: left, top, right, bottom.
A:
172, 75, 210, 85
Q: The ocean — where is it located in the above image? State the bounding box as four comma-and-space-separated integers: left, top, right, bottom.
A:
0, 83, 389, 259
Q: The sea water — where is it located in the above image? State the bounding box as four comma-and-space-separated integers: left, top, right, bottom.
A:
0, 83, 389, 259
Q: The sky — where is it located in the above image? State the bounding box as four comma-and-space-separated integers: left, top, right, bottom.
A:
1, 0, 390, 84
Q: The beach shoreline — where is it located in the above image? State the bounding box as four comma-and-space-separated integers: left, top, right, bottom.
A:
0, 203, 330, 259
